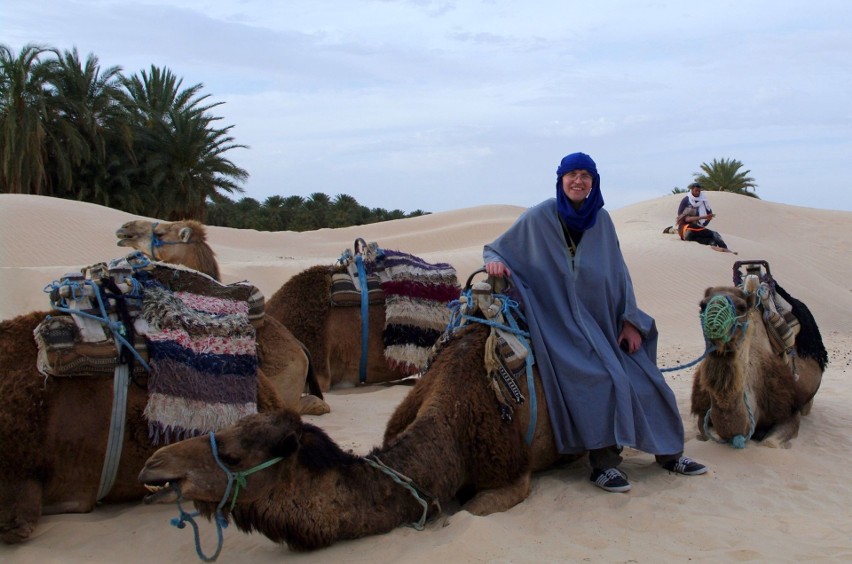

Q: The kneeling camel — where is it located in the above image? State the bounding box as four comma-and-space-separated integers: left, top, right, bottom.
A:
139, 322, 570, 552
690, 279, 827, 448
115, 219, 326, 414
0, 311, 286, 544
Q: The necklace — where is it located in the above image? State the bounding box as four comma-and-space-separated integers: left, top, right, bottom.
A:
566, 229, 579, 257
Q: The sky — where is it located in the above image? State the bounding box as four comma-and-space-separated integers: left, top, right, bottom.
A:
3, 0, 851, 213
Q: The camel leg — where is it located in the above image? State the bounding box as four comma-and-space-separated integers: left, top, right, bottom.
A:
463, 472, 532, 516
695, 416, 709, 441
800, 398, 814, 416
760, 414, 801, 449
0, 479, 43, 544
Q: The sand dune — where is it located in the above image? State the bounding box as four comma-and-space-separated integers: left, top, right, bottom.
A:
1, 192, 851, 563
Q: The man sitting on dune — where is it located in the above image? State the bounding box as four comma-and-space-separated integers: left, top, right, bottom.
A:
676, 182, 729, 250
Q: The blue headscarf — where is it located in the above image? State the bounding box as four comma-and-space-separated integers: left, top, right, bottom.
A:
555, 152, 604, 231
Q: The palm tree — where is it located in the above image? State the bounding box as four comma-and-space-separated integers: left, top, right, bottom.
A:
44, 48, 129, 204
122, 66, 247, 220
693, 158, 759, 198
0, 43, 57, 194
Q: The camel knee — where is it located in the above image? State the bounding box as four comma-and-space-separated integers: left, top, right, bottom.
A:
463, 473, 532, 516
760, 417, 800, 449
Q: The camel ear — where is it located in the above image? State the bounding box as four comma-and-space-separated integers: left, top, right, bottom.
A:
178, 226, 193, 242
272, 431, 300, 459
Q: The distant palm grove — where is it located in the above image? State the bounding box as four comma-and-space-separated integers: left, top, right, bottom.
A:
0, 43, 428, 231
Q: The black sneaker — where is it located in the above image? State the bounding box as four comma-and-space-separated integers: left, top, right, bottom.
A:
661, 456, 708, 476
590, 468, 631, 493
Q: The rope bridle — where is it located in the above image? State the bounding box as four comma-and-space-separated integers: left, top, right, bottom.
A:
169, 432, 438, 561
169, 431, 284, 562
149, 221, 195, 261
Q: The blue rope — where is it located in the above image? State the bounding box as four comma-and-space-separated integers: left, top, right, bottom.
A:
169, 432, 283, 562
659, 345, 715, 373
44, 278, 151, 372
703, 391, 756, 449
446, 289, 537, 444
148, 221, 187, 259
356, 253, 369, 384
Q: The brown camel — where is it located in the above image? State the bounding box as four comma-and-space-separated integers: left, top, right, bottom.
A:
115, 220, 328, 414
690, 279, 826, 448
117, 219, 457, 391
0, 310, 286, 544
138, 321, 575, 552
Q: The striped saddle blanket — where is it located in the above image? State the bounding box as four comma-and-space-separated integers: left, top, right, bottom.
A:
34, 256, 265, 444
333, 243, 460, 375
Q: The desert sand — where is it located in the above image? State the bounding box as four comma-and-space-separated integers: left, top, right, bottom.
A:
1, 191, 851, 563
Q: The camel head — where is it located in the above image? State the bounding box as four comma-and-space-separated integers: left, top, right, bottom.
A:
138, 410, 305, 508
699, 285, 757, 355
115, 219, 220, 280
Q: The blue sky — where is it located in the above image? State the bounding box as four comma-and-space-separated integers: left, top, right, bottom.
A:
3, 0, 851, 212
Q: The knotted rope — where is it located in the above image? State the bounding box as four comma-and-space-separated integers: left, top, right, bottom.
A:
169, 431, 283, 562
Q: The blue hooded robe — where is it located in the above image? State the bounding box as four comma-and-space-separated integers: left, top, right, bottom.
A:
483, 190, 684, 456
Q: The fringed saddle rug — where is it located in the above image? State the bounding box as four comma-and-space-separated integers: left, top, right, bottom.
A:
379, 250, 459, 375
35, 255, 265, 444
333, 244, 461, 376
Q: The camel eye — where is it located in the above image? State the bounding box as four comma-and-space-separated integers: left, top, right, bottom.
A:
218, 451, 241, 467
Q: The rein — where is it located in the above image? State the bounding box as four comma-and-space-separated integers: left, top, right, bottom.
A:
170, 431, 284, 562
149, 221, 194, 261
362, 455, 439, 530
661, 294, 749, 373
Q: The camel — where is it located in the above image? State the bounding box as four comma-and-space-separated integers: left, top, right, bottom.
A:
138, 320, 572, 552
690, 278, 827, 448
0, 310, 287, 544
115, 220, 328, 414
116, 219, 458, 391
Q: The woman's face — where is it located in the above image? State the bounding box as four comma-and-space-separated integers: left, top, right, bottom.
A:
561, 169, 594, 206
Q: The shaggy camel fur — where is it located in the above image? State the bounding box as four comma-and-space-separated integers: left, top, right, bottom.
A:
690, 284, 826, 448
115, 219, 327, 415
118, 219, 448, 391
139, 323, 574, 552
0, 311, 285, 544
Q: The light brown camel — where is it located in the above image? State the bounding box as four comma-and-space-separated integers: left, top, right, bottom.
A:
139, 321, 573, 552
0, 310, 286, 544
115, 220, 328, 414
690, 280, 826, 449
117, 219, 458, 391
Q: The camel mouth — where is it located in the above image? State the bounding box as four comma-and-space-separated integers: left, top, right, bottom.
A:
142, 480, 182, 505
115, 230, 135, 246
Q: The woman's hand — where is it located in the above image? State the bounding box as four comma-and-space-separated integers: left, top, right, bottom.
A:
618, 320, 642, 354
485, 261, 511, 277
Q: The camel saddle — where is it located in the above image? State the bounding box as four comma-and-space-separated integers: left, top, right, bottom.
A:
34, 254, 265, 379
